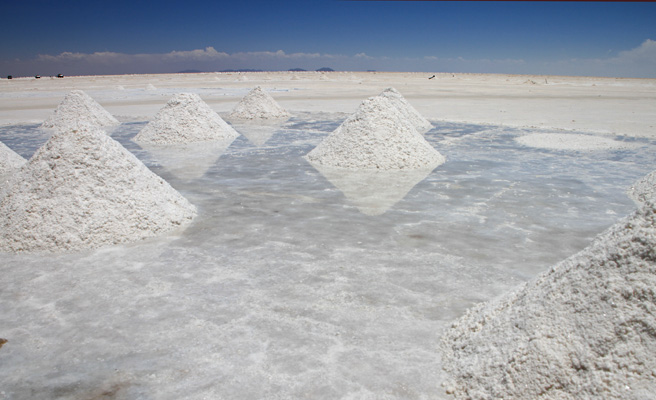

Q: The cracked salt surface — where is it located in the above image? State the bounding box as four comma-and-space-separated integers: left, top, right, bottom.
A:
0, 117, 654, 399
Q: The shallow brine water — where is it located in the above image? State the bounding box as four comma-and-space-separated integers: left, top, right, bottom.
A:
0, 115, 654, 399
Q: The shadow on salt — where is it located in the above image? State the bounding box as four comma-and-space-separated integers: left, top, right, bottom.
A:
307, 161, 436, 216
136, 137, 237, 180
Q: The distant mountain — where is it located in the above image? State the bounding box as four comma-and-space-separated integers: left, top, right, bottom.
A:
220, 69, 264, 73
316, 67, 335, 72
288, 68, 307, 72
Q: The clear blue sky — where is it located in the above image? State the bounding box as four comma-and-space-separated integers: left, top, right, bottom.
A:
2, 1, 655, 77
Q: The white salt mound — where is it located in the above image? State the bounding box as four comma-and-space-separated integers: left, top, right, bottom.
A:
0, 141, 26, 175
0, 127, 196, 253
228, 86, 291, 120
40, 90, 119, 132
516, 132, 633, 151
440, 202, 656, 400
379, 87, 433, 133
628, 170, 656, 207
133, 93, 239, 145
305, 95, 445, 170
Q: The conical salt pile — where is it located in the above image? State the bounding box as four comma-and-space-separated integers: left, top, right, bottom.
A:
0, 127, 196, 252
40, 90, 119, 132
0, 140, 26, 176
133, 93, 239, 145
379, 87, 433, 134
440, 202, 656, 399
228, 86, 291, 120
305, 95, 445, 170
628, 170, 656, 206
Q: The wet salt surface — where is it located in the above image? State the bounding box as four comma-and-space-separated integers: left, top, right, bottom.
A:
0, 116, 655, 399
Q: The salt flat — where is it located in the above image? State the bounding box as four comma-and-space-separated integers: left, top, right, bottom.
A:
1, 71, 655, 138
0, 72, 654, 399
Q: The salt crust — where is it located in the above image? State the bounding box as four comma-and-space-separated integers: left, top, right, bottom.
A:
516, 132, 633, 151
0, 127, 196, 253
228, 86, 291, 120
0, 140, 26, 175
133, 93, 239, 145
440, 201, 656, 399
628, 170, 656, 207
40, 90, 119, 132
305, 95, 445, 170
379, 87, 433, 134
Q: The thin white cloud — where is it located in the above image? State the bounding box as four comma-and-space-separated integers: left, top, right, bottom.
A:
231, 50, 328, 59
613, 39, 656, 63
11, 48, 349, 75
38, 51, 128, 62
164, 47, 229, 60
535, 39, 656, 78
3, 40, 655, 77
421, 55, 525, 65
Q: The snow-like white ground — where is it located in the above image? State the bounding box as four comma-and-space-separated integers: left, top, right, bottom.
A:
0, 72, 655, 399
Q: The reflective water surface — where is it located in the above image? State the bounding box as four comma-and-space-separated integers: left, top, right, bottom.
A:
0, 115, 654, 399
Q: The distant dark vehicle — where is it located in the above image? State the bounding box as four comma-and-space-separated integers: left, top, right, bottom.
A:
35, 75, 41, 79
7, 75, 12, 80
57, 74, 64, 78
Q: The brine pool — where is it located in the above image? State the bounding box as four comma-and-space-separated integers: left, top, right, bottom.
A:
1, 114, 654, 399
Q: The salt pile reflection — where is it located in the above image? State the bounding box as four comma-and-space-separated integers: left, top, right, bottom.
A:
308, 161, 436, 215
231, 121, 285, 147
137, 137, 237, 180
